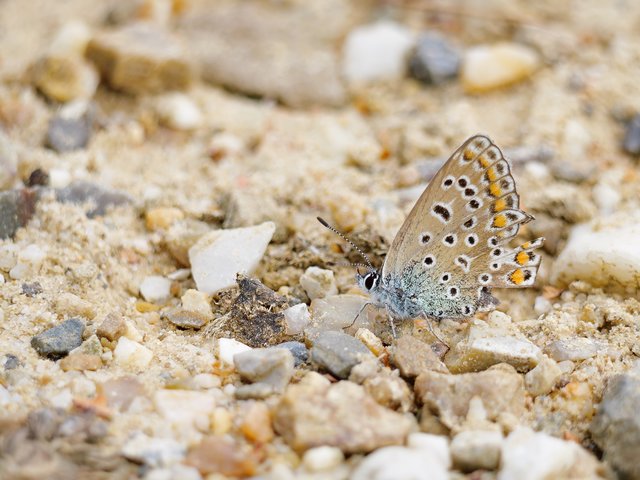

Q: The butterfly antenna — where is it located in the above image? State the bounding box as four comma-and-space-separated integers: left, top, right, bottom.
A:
317, 217, 375, 271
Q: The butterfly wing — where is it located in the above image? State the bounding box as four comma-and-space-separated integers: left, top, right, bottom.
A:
382, 135, 544, 318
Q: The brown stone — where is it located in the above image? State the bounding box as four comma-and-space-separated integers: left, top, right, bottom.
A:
59, 352, 102, 371
240, 401, 275, 443
414, 363, 525, 429
86, 23, 195, 94
96, 313, 126, 341
186, 435, 257, 476
274, 372, 414, 453
391, 335, 449, 378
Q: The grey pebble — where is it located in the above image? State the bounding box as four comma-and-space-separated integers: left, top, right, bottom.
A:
55, 181, 131, 218
234, 347, 294, 399
46, 116, 91, 153
31, 318, 85, 359
0, 188, 40, 239
623, 114, 640, 155
274, 341, 308, 366
310, 330, 374, 379
22, 282, 43, 297
590, 371, 640, 479
408, 33, 460, 85
3, 354, 21, 370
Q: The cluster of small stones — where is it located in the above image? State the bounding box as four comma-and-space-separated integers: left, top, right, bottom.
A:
1, 0, 640, 479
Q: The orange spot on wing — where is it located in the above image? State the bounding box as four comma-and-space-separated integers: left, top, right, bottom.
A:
493, 214, 507, 228
521, 241, 531, 249
516, 251, 529, 265
486, 168, 498, 182
489, 182, 502, 197
478, 156, 490, 168
494, 198, 506, 212
463, 149, 474, 160
510, 268, 525, 285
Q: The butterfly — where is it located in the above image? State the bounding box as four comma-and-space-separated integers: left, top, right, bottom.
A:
319, 135, 544, 335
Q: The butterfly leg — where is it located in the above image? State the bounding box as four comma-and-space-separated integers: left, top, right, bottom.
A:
388, 314, 397, 338
342, 302, 372, 331
421, 314, 449, 350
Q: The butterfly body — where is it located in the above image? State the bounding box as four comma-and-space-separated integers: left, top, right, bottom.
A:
348, 134, 544, 325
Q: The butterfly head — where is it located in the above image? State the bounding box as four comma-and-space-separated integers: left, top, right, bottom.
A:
357, 269, 381, 294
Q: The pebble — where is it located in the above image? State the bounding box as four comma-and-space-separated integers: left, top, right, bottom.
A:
282, 303, 311, 335
240, 401, 274, 443
154, 389, 216, 433
21, 281, 43, 297
87, 23, 194, 94
498, 427, 601, 480
299, 266, 338, 300
623, 114, 640, 155
445, 322, 542, 373
139, 275, 172, 303
113, 337, 153, 371
355, 328, 385, 357
31, 318, 85, 359
46, 115, 91, 152
0, 131, 17, 190
59, 352, 102, 371
524, 356, 562, 396
101, 376, 146, 412
218, 338, 252, 366
461, 43, 539, 93
3, 354, 21, 370
274, 341, 308, 366
180, 289, 212, 320
0, 189, 39, 240
185, 435, 257, 476
54, 292, 96, 319
165, 309, 208, 329
343, 21, 415, 84
545, 337, 601, 362
222, 191, 287, 243
593, 181, 621, 215
363, 373, 414, 412
415, 363, 524, 430
351, 442, 448, 480
310, 330, 375, 379
308, 294, 376, 334
234, 348, 294, 399
165, 219, 211, 267
155, 93, 203, 131
189, 221, 276, 294
55, 181, 131, 218
534, 295, 553, 315
302, 446, 344, 473
145, 465, 202, 480
96, 313, 126, 341
145, 207, 184, 231
590, 371, 640, 480
122, 432, 186, 468
451, 430, 503, 472
391, 335, 448, 378
408, 33, 460, 85
552, 216, 640, 292
31, 52, 98, 104
274, 372, 414, 454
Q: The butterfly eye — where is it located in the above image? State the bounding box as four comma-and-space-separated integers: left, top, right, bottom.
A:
364, 274, 376, 290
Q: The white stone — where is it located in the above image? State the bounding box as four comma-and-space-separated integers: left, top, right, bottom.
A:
49, 389, 73, 409
498, 428, 593, 480
451, 430, 503, 472
302, 446, 344, 472
552, 214, 640, 292
218, 337, 252, 366
155, 93, 203, 131
407, 433, 451, 469
145, 465, 202, 480
351, 444, 448, 480
180, 289, 212, 320
140, 275, 172, 303
525, 356, 562, 396
18, 244, 46, 266
0, 244, 18, 271
122, 432, 186, 468
154, 390, 216, 433
283, 303, 311, 335
462, 43, 539, 93
308, 294, 376, 334
534, 296, 552, 315
49, 168, 72, 188
592, 183, 621, 215
545, 337, 601, 362
300, 266, 338, 300
167, 268, 191, 281
189, 222, 276, 294
343, 21, 415, 84
114, 337, 153, 371
9, 263, 29, 280
49, 21, 92, 56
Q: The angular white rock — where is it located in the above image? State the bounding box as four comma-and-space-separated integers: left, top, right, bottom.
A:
154, 389, 216, 433
140, 275, 172, 303
300, 266, 337, 300
114, 337, 154, 371
155, 93, 203, 131
498, 427, 597, 480
451, 430, 503, 472
122, 432, 186, 468
525, 356, 562, 396
462, 43, 539, 93
343, 22, 415, 84
218, 338, 252, 366
283, 303, 312, 335
145, 465, 202, 480
189, 222, 275, 294
552, 215, 640, 292
407, 433, 451, 469
351, 442, 448, 480
180, 289, 212, 320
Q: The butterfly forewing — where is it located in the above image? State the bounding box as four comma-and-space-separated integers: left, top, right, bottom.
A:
382, 134, 544, 318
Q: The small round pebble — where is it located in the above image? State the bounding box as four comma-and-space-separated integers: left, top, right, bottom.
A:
302, 446, 344, 472
139, 275, 171, 303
